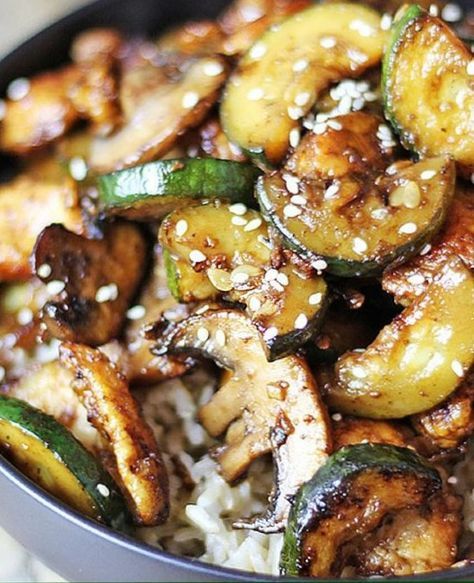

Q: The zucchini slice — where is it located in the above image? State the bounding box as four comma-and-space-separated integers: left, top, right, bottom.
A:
0, 394, 127, 529
329, 257, 474, 418
159, 202, 329, 360
97, 158, 261, 220
383, 5, 474, 177
258, 156, 455, 277
150, 307, 331, 532
220, 2, 386, 165
280, 443, 441, 577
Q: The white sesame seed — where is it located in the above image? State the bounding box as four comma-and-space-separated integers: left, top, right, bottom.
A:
7, 77, 30, 101
389, 181, 421, 209
231, 271, 250, 285
229, 203, 247, 216
175, 219, 188, 237
182, 91, 199, 109
420, 243, 432, 256
350, 19, 376, 37
69, 157, 88, 181
0, 100, 5, 121
244, 217, 262, 232
95, 283, 119, 303
232, 216, 248, 226
288, 128, 301, 149
215, 329, 226, 347
270, 280, 284, 292
17, 307, 33, 326
276, 272, 289, 286
309, 292, 323, 305
407, 273, 425, 286
294, 92, 311, 107
352, 237, 368, 255
288, 106, 304, 120
447, 475, 458, 485
203, 60, 224, 76
398, 222, 417, 235
189, 249, 207, 263
248, 296, 262, 312
292, 59, 308, 72
352, 97, 365, 111
97, 484, 110, 497
126, 305, 146, 320
429, 3, 439, 16
263, 326, 278, 341
320, 36, 337, 49
420, 169, 436, 180
338, 94, 352, 114
313, 122, 328, 135
294, 313, 308, 329
324, 183, 340, 199
312, 259, 327, 271
442, 3, 463, 21
265, 268, 279, 282
37, 263, 52, 279
363, 90, 378, 102
197, 327, 210, 343
0, 366, 5, 382
283, 203, 302, 218
283, 173, 300, 195
47, 280, 66, 295
352, 365, 368, 379
371, 208, 389, 220
290, 195, 306, 206
249, 42, 267, 60
451, 360, 464, 377
467, 60, 474, 76
332, 413, 342, 421
380, 13, 393, 30
247, 87, 265, 101
327, 119, 342, 131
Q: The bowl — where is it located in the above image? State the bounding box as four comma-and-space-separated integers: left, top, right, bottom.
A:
0, 1, 473, 581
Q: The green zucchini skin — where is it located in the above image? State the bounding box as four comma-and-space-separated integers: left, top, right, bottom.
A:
281, 443, 441, 576
97, 158, 261, 219
0, 394, 129, 530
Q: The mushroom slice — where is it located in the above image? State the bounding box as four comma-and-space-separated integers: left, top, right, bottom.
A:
0, 168, 83, 281
151, 307, 331, 532
33, 222, 149, 346
89, 57, 228, 173
59, 342, 169, 526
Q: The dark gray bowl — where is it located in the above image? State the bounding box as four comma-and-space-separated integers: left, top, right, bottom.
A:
0, 1, 473, 581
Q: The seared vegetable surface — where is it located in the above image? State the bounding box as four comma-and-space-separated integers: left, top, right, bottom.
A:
151, 308, 331, 532
383, 5, 474, 176
329, 258, 474, 418
0, 394, 128, 528
60, 342, 169, 526
280, 443, 443, 577
221, 2, 386, 164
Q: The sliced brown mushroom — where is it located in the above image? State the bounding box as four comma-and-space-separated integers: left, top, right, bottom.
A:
59, 341, 169, 526
0, 167, 84, 281
33, 222, 149, 346
89, 56, 228, 173
149, 307, 331, 532
333, 416, 409, 450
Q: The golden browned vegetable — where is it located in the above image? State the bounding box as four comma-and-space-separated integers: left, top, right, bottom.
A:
333, 416, 408, 450
33, 222, 148, 346
383, 186, 474, 306
0, 170, 83, 281
59, 342, 169, 526
0, 68, 80, 155
151, 307, 331, 532
352, 492, 462, 576
89, 56, 228, 173
411, 371, 474, 451
156, 20, 225, 56
329, 257, 474, 418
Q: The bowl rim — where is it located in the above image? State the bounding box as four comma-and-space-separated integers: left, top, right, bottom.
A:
0, 0, 474, 581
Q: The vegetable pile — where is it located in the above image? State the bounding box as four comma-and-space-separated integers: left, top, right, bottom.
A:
0, 0, 472, 578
